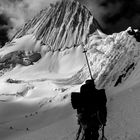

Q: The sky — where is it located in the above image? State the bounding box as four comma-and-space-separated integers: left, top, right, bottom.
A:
0, 0, 140, 47
78, 0, 140, 33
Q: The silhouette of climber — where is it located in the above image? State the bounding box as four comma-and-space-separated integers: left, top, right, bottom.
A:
71, 79, 107, 140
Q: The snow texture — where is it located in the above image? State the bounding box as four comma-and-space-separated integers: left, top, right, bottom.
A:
0, 0, 140, 140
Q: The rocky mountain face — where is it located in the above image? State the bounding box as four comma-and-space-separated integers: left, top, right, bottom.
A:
12, 0, 100, 51
0, 0, 100, 75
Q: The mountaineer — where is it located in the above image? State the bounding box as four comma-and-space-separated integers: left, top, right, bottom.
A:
71, 79, 107, 140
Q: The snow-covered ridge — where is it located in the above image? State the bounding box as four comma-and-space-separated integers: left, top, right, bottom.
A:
52, 28, 140, 89
87, 28, 140, 89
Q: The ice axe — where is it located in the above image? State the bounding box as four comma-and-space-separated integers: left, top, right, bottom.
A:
82, 43, 94, 80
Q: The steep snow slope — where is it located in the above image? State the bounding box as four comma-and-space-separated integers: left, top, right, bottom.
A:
0, 0, 140, 140
1, 28, 140, 140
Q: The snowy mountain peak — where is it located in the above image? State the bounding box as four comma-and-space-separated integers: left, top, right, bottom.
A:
1, 0, 140, 139
12, 0, 100, 52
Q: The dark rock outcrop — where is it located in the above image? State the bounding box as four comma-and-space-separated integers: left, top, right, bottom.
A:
0, 51, 41, 71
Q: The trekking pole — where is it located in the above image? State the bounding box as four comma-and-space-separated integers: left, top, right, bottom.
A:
82, 43, 93, 80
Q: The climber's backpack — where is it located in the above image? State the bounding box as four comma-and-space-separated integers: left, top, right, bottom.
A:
71, 92, 81, 109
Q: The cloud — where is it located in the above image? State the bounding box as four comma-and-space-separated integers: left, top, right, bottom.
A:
0, 0, 58, 46
77, 0, 140, 34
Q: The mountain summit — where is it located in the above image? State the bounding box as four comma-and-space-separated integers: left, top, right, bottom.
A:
13, 0, 100, 52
